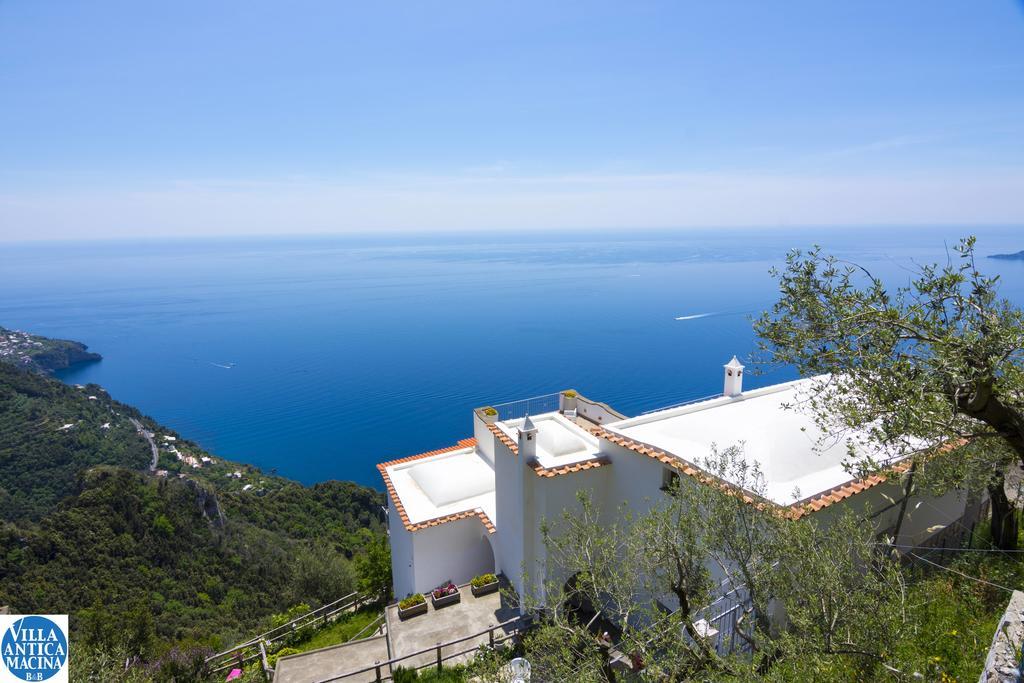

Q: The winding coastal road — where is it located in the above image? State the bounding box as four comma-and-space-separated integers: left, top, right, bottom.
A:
131, 418, 159, 472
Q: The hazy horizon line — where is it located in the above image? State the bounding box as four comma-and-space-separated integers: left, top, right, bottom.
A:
2, 222, 1021, 247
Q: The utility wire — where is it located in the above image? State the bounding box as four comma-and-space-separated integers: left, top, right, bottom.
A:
880, 542, 1024, 554
907, 552, 1018, 593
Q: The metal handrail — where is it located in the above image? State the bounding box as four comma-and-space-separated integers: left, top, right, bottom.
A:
207, 591, 367, 670
348, 613, 386, 642
313, 616, 524, 683
489, 391, 563, 408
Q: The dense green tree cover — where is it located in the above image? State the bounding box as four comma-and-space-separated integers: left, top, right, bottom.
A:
0, 358, 388, 665
0, 363, 151, 520
222, 479, 385, 556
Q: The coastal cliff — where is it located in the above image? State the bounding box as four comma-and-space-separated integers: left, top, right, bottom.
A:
989, 250, 1024, 260
0, 326, 101, 373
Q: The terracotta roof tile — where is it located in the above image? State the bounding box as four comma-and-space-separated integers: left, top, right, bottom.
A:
486, 423, 519, 455
790, 459, 913, 518
592, 427, 917, 521
528, 456, 612, 477
376, 438, 496, 535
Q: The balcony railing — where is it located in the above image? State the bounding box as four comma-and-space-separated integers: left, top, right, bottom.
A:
489, 392, 562, 421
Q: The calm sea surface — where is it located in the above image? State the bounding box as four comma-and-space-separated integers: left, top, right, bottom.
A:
2, 227, 1023, 488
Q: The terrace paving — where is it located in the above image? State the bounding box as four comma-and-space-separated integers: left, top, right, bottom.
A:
273, 634, 390, 683
384, 583, 520, 671
270, 584, 520, 682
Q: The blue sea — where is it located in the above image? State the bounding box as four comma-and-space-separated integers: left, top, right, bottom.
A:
3, 227, 1023, 488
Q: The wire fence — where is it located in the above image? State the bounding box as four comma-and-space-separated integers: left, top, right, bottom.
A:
490, 392, 561, 421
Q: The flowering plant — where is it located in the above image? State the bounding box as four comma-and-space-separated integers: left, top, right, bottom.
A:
432, 581, 458, 599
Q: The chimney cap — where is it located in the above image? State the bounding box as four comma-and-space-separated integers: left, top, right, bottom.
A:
521, 414, 537, 433
724, 355, 745, 370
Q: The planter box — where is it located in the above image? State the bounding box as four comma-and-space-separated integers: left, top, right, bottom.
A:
431, 590, 462, 609
398, 601, 427, 620
471, 580, 499, 598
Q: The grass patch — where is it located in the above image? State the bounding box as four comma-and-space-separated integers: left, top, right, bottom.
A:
392, 665, 468, 682
289, 606, 383, 654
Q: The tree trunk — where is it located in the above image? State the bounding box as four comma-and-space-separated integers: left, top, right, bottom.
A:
988, 473, 1018, 551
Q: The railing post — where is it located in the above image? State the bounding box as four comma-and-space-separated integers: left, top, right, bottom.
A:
374, 661, 382, 683
436, 642, 442, 671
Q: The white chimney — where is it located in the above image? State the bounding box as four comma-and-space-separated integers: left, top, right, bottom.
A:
724, 356, 745, 397
517, 414, 538, 459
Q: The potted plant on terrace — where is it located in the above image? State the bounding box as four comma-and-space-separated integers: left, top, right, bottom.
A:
470, 573, 499, 597
561, 390, 578, 413
480, 406, 499, 425
431, 580, 461, 609
397, 593, 427, 620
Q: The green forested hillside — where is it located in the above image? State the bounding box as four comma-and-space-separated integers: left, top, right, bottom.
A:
0, 364, 151, 520
0, 356, 387, 662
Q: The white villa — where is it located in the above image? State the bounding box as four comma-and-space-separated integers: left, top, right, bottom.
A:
378, 359, 982, 609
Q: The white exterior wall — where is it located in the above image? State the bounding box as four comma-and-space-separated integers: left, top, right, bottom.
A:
812, 478, 972, 546
494, 439, 524, 599
473, 412, 497, 466
388, 496, 417, 599
527, 465, 612, 604
601, 440, 669, 521
576, 397, 624, 426
410, 517, 496, 595
599, 441, 729, 610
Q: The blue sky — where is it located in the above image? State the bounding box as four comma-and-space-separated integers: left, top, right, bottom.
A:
2, 1, 1023, 239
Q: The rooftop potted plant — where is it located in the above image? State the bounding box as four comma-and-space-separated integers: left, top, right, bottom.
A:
430, 580, 461, 609
397, 593, 427, 620
561, 390, 578, 413
480, 406, 499, 425
470, 573, 499, 597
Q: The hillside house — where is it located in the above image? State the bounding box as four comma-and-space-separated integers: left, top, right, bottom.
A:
378, 359, 983, 613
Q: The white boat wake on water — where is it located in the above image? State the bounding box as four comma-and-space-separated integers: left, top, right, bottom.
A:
209, 361, 236, 369
674, 312, 715, 321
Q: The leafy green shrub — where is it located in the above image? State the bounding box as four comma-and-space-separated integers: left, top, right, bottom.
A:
398, 593, 425, 610
268, 647, 300, 667
355, 530, 392, 600
392, 666, 467, 682
470, 573, 497, 588
483, 407, 497, 416
392, 666, 419, 683
270, 603, 311, 629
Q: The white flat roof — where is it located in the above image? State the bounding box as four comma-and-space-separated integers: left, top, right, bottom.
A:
607, 378, 886, 506
497, 413, 603, 469
386, 447, 496, 526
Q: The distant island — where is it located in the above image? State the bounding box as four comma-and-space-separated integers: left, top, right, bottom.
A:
0, 326, 101, 373
988, 250, 1024, 260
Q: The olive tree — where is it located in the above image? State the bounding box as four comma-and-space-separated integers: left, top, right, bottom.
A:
512, 446, 904, 681
754, 236, 1024, 549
